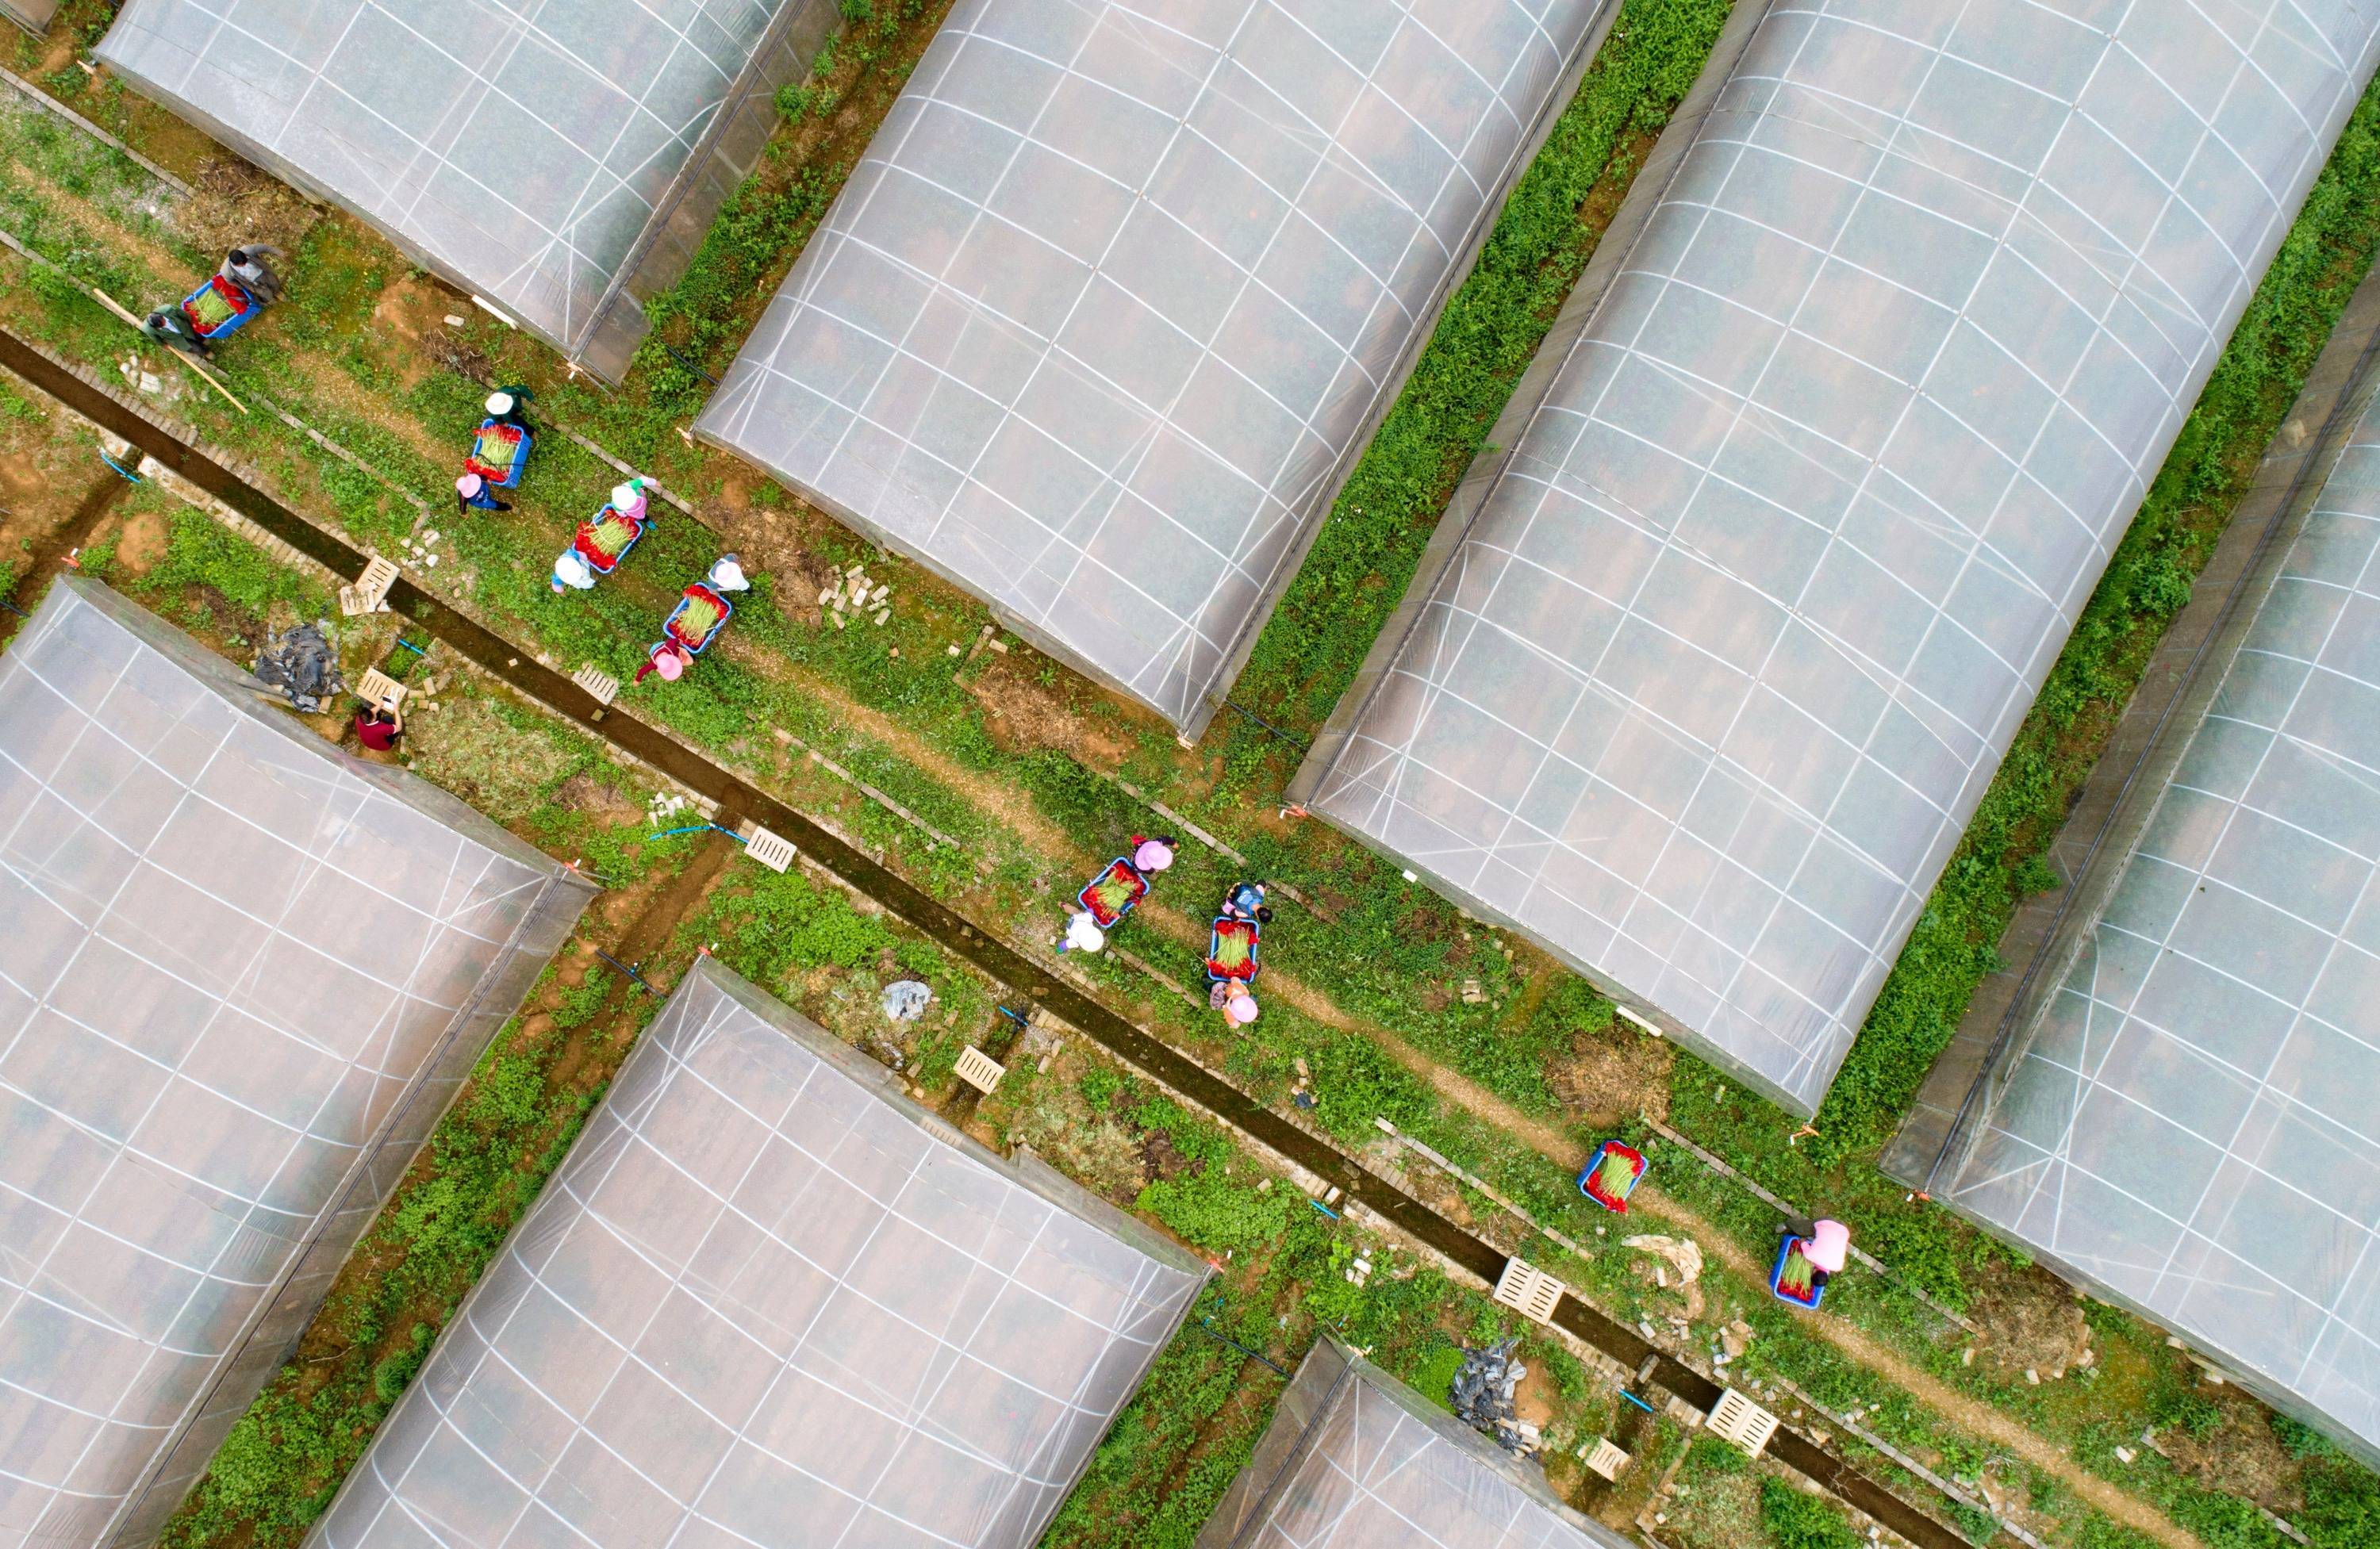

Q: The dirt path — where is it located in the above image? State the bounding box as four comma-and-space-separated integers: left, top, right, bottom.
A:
1630, 1184, 2207, 1549
763, 656, 1605, 1166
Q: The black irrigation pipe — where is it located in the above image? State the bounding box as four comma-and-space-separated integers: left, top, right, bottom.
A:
1192, 1317, 1292, 1380
0, 328, 1995, 1549
660, 341, 723, 386
1218, 693, 1311, 750
585, 944, 665, 998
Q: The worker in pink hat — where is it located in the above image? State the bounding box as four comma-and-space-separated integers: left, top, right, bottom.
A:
634, 640, 693, 684
1209, 976, 1257, 1027
1130, 834, 1177, 875
455, 471, 510, 515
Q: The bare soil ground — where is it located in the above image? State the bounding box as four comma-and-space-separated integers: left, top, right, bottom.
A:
175, 156, 317, 259
1636, 1184, 2209, 1549
965, 650, 1146, 764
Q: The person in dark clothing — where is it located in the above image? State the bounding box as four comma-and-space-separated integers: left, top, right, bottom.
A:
142, 309, 211, 359
354, 703, 403, 751
221, 244, 286, 304
484, 385, 534, 432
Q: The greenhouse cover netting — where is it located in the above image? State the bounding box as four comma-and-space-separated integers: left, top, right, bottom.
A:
1293, 0, 2380, 1115
1, 0, 56, 38
94, 0, 827, 378
0, 578, 593, 1549
697, 0, 1614, 733
1197, 1336, 1627, 1549
306, 957, 1207, 1549
1928, 393, 2380, 1467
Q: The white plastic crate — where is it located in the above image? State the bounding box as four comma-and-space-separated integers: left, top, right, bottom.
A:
954, 1046, 1004, 1095
1582, 1436, 1630, 1481
353, 667, 406, 710
742, 824, 795, 873
571, 663, 620, 706
1706, 1389, 1779, 1457
1491, 1257, 1564, 1325
349, 554, 398, 611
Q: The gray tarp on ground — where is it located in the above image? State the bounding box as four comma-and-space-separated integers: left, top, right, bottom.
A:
696, 0, 1614, 733
1295, 0, 2380, 1115
1934, 393, 2380, 1467
1198, 1336, 1627, 1549
0, 578, 593, 1549
94, 0, 828, 378
307, 956, 1208, 1549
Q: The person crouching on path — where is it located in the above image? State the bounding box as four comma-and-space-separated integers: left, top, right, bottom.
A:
455, 472, 510, 516
484, 385, 534, 432
1130, 835, 1178, 879
1221, 879, 1271, 923
634, 639, 694, 685
142, 308, 211, 360
1209, 977, 1257, 1028
353, 701, 403, 752
1057, 910, 1105, 955
220, 244, 286, 304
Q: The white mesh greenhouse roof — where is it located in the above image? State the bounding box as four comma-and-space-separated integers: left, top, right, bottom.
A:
1198, 1337, 1626, 1549
1935, 397, 2380, 1465
94, 0, 820, 378
1, 0, 58, 38
0, 578, 592, 1549
696, 0, 1614, 732
307, 956, 1207, 1549
1296, 0, 2380, 1114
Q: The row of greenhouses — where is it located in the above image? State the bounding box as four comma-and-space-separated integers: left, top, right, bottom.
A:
16, 0, 2380, 1506
0, 582, 1618, 1549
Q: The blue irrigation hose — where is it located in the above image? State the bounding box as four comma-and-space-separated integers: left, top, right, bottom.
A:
651, 822, 746, 842
393, 637, 427, 656
1618, 1390, 1656, 1415
98, 451, 142, 482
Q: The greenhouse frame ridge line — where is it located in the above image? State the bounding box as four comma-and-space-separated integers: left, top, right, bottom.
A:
0, 326, 1988, 1549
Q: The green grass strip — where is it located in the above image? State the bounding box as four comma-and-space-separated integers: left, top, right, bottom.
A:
1230, 0, 1735, 736
1807, 78, 2380, 1160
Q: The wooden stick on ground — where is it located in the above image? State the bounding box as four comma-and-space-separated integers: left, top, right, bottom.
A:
86, 286, 251, 416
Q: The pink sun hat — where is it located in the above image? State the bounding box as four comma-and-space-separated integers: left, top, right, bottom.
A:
653, 646, 685, 681
455, 473, 484, 498
1134, 838, 1174, 873
1224, 991, 1257, 1026
1806, 1218, 1850, 1274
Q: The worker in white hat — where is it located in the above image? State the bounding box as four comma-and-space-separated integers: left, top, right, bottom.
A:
484, 384, 533, 431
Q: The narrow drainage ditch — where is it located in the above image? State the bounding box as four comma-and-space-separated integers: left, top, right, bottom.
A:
0, 326, 1991, 1549
0, 461, 135, 646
